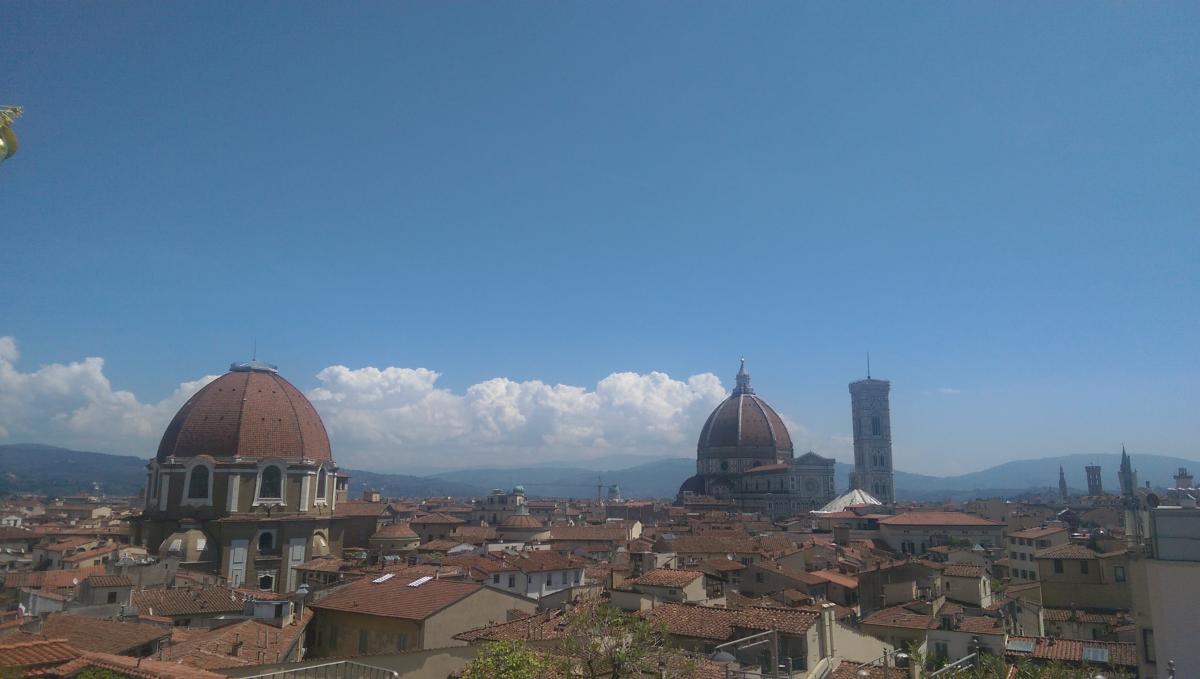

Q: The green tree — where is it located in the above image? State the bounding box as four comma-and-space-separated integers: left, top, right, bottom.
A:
555, 605, 695, 679
461, 640, 550, 679
76, 669, 134, 679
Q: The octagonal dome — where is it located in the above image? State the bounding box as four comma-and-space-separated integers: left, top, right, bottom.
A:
697, 359, 792, 460
156, 361, 332, 463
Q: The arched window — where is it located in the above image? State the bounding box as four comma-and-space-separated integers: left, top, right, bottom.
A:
187, 466, 209, 499
259, 466, 282, 499
258, 531, 275, 553
316, 468, 327, 501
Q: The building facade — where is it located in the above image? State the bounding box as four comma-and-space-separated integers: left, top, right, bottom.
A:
131, 361, 346, 593
677, 360, 835, 519
1086, 464, 1104, 496
849, 376, 895, 504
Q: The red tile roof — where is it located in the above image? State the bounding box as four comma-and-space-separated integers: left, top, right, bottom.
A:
83, 574, 132, 588
411, 512, 466, 525
942, 564, 985, 578
156, 368, 331, 463
629, 569, 705, 588
310, 577, 483, 620
810, 570, 858, 589
646, 603, 819, 641
1009, 526, 1067, 539
862, 605, 935, 631
878, 512, 1003, 527
39, 614, 169, 655
131, 587, 244, 617
455, 609, 569, 642
0, 638, 78, 670
1005, 636, 1136, 667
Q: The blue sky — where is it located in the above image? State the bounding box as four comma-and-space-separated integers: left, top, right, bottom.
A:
2, 2, 1197, 475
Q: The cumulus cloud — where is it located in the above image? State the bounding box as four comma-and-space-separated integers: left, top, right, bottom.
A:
0, 336, 219, 454
0, 336, 844, 472
309, 366, 728, 469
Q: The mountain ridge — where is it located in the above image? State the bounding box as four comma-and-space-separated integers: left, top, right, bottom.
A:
1, 443, 1195, 502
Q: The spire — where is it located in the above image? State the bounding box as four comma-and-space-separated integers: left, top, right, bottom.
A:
733, 357, 754, 395
1059, 465, 1068, 500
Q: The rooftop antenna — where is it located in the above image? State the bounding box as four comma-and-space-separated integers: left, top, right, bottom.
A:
252, 338, 257, 362
867, 352, 871, 379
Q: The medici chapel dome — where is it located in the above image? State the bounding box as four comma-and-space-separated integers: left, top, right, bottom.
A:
696, 359, 793, 460
155, 361, 332, 463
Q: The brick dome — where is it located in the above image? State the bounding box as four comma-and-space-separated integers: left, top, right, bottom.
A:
697, 359, 792, 460
156, 362, 332, 463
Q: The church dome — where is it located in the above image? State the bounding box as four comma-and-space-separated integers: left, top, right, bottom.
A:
156, 361, 332, 463
697, 360, 792, 460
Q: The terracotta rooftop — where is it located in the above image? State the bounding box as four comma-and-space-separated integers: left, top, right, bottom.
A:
878, 512, 1003, 527
548, 526, 628, 542
1036, 543, 1123, 560
411, 512, 466, 525
131, 587, 244, 617
698, 558, 746, 573
333, 501, 394, 518
1042, 608, 1124, 625
862, 605, 935, 631
5, 565, 105, 589
40, 613, 169, 655
810, 570, 858, 589
942, 564, 985, 578
370, 522, 419, 540
630, 568, 705, 588
1005, 635, 1137, 667
159, 609, 312, 670
310, 577, 482, 620
1009, 526, 1067, 539
83, 574, 133, 588
51, 649, 229, 678
156, 366, 332, 463
0, 638, 78, 670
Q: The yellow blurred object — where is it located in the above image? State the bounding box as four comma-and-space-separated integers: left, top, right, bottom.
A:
0, 106, 23, 163
0, 124, 18, 161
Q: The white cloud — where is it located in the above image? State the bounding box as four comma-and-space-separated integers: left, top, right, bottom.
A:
937, 387, 962, 395
310, 366, 728, 469
0, 336, 844, 472
0, 336, 219, 454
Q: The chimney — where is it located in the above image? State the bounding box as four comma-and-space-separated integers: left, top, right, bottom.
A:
230, 634, 243, 656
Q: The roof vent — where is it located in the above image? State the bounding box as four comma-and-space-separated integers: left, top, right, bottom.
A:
408, 576, 433, 587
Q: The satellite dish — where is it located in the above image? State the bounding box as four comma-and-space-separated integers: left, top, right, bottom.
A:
1147, 493, 1160, 508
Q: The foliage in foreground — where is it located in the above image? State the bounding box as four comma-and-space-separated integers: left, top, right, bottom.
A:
459, 605, 695, 679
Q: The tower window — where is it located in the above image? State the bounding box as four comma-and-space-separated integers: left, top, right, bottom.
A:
258, 530, 276, 553
316, 468, 327, 501
872, 417, 881, 436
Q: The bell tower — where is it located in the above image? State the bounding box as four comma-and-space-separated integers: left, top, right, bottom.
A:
849, 373, 894, 504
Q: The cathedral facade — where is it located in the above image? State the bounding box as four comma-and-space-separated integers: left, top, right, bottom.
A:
678, 360, 836, 519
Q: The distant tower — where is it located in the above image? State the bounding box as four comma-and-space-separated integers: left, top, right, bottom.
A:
1118, 446, 1138, 498
1086, 464, 1103, 496
850, 372, 894, 504
1174, 468, 1194, 489
1058, 466, 1069, 502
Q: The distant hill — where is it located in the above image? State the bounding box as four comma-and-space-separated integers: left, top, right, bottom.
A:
0, 443, 148, 497
430, 453, 1200, 501
339, 468, 486, 499
0, 444, 486, 500
4, 443, 1195, 503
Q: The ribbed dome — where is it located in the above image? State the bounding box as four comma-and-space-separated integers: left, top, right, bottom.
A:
500, 513, 545, 529
156, 362, 332, 463
697, 360, 792, 459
